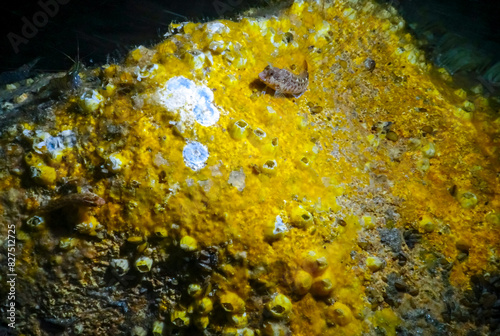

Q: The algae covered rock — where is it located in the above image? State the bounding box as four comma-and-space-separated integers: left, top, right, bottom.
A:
1, 0, 500, 335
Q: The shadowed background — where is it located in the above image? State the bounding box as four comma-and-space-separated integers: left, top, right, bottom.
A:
0, 0, 285, 73
1, 0, 500, 82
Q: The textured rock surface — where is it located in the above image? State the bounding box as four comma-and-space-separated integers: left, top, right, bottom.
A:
1, 0, 500, 335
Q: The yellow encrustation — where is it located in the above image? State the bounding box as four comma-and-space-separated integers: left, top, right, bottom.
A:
4, 0, 500, 335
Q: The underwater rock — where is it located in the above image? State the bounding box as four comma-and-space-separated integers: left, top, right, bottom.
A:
1, 0, 500, 335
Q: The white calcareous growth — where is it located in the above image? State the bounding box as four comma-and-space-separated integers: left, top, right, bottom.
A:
79, 90, 104, 113
107, 153, 125, 173
273, 215, 288, 235
204, 21, 229, 35
156, 76, 220, 127
228, 168, 246, 192
30, 129, 77, 156
183, 141, 209, 171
